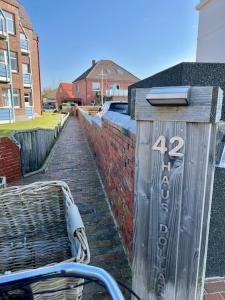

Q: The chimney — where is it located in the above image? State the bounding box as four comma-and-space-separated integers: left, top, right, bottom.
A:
92, 59, 96, 66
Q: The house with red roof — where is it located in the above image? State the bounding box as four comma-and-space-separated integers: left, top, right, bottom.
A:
72, 59, 140, 106
56, 83, 80, 105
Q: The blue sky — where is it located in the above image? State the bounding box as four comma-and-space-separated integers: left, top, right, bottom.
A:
20, 0, 199, 89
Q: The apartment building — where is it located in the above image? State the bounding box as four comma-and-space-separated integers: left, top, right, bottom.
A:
0, 0, 42, 124
72, 60, 140, 106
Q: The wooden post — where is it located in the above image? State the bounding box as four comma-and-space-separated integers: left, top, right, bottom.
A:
132, 87, 223, 300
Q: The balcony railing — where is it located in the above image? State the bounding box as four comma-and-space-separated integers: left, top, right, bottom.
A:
106, 89, 128, 97
0, 18, 6, 39
23, 73, 32, 87
0, 63, 10, 82
20, 39, 29, 54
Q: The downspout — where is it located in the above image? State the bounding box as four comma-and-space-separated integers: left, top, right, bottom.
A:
0, 8, 15, 123
85, 79, 87, 106
19, 22, 35, 119
36, 36, 42, 115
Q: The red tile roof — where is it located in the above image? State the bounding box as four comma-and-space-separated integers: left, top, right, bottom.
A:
60, 83, 74, 99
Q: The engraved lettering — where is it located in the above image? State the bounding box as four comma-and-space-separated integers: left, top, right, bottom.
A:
162, 162, 171, 172
161, 189, 169, 200
161, 202, 169, 212
161, 176, 169, 186
159, 237, 167, 247
160, 224, 168, 234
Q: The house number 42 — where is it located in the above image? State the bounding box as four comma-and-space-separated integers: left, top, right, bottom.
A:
152, 136, 184, 157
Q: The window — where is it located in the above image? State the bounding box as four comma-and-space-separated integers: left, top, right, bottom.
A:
20, 33, 29, 50
2, 10, 15, 34
109, 83, 120, 90
10, 51, 18, 72
76, 84, 79, 93
24, 92, 33, 106
0, 49, 7, 64
20, 33, 26, 41
1, 88, 21, 108
13, 89, 21, 107
92, 82, 100, 92
2, 88, 9, 107
22, 63, 30, 74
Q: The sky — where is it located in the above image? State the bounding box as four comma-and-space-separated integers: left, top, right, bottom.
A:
19, 0, 199, 89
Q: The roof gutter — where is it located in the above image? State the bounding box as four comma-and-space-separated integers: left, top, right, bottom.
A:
196, 0, 212, 10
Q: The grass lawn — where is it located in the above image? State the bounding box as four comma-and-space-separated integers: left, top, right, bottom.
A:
0, 113, 63, 137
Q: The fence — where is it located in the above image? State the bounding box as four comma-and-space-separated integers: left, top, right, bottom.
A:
13, 114, 69, 176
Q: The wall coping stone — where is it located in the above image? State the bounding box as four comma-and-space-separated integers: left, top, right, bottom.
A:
103, 111, 136, 135
78, 108, 102, 127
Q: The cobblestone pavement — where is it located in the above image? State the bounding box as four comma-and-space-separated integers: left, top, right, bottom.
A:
18, 117, 131, 299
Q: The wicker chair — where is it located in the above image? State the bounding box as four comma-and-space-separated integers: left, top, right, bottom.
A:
0, 181, 90, 300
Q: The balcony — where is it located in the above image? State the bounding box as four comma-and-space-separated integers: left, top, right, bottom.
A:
23, 73, 32, 87
20, 39, 30, 55
106, 89, 128, 97
0, 63, 10, 83
0, 18, 6, 39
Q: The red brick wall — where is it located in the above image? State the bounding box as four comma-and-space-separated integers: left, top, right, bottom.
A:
78, 109, 135, 257
0, 137, 21, 182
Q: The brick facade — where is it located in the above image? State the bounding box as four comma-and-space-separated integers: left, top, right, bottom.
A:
78, 109, 135, 257
0, 136, 21, 181
73, 79, 133, 106
0, 0, 42, 120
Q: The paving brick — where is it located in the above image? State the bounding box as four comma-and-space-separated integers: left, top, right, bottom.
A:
205, 280, 225, 294
204, 293, 224, 300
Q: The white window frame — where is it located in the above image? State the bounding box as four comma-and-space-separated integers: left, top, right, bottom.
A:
24, 92, 33, 106
10, 51, 18, 73
22, 63, 30, 74
1, 88, 21, 109
2, 10, 15, 35
20, 33, 26, 41
92, 82, 100, 92
1, 88, 10, 108
0, 49, 7, 64
13, 89, 21, 108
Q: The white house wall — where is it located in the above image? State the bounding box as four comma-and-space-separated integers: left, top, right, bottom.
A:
196, 0, 225, 62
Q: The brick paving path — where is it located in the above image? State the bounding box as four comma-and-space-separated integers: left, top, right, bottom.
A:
19, 117, 131, 299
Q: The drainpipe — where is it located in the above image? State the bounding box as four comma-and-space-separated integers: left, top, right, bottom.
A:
36, 36, 42, 114
85, 79, 87, 106
0, 8, 15, 123
19, 22, 35, 119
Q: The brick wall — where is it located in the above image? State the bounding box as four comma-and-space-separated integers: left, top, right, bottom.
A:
0, 137, 21, 182
78, 108, 136, 257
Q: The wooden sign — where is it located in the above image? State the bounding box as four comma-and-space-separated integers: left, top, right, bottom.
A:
133, 87, 223, 300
